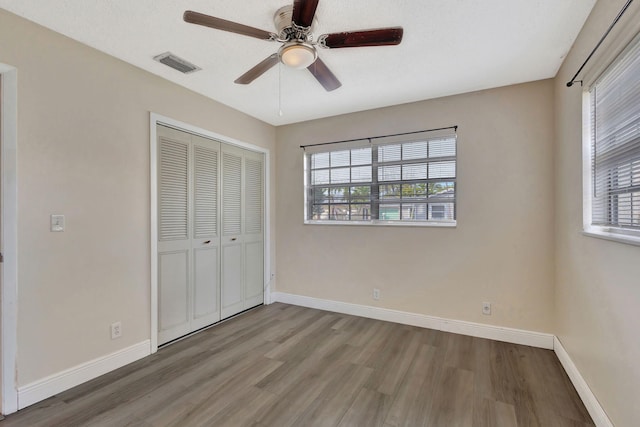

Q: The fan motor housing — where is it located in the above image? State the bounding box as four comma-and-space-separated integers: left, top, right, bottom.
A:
274, 6, 293, 36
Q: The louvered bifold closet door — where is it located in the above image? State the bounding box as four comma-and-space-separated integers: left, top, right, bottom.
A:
157, 126, 222, 346
221, 145, 245, 318
191, 136, 221, 330
157, 125, 264, 339
243, 150, 265, 309
157, 126, 192, 344
220, 144, 265, 319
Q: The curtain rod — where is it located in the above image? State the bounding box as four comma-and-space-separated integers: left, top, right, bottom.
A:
566, 0, 634, 87
299, 125, 458, 150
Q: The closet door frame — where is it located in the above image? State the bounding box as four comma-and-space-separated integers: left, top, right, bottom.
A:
149, 113, 271, 354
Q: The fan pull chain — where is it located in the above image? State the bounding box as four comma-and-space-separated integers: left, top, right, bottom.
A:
278, 62, 284, 117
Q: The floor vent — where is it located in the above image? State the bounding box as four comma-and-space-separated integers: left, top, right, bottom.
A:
153, 52, 201, 74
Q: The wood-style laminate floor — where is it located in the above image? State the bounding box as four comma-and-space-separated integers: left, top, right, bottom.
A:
3, 303, 594, 427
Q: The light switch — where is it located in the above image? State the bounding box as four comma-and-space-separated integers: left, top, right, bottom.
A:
51, 214, 65, 232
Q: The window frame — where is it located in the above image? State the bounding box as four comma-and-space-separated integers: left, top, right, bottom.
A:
582, 31, 640, 246
303, 133, 457, 227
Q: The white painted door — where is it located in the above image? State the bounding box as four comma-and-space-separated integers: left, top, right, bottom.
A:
157, 126, 220, 345
190, 138, 221, 330
220, 145, 244, 319
243, 151, 265, 310
220, 144, 264, 319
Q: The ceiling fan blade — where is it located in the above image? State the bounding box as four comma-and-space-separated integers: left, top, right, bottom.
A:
234, 53, 280, 85
184, 10, 274, 40
307, 57, 341, 92
292, 0, 320, 28
321, 27, 403, 48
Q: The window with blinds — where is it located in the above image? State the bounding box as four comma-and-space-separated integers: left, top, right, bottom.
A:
305, 131, 457, 225
587, 33, 640, 237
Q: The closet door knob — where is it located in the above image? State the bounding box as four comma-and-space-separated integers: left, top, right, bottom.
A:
203, 240, 211, 244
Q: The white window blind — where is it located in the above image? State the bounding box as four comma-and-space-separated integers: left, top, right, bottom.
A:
589, 34, 640, 231
305, 131, 456, 224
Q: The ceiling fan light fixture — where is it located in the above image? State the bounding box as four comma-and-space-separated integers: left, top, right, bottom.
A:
279, 42, 317, 69
183, 2, 404, 91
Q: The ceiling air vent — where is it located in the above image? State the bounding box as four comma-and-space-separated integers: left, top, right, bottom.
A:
153, 52, 201, 74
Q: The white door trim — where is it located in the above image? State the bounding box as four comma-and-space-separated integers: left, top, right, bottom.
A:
0, 64, 19, 414
149, 113, 271, 354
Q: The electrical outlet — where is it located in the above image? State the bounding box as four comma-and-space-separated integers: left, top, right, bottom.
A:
373, 288, 381, 300
111, 321, 122, 339
482, 302, 491, 315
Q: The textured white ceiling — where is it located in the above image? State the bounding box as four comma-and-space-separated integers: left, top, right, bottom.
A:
0, 0, 596, 125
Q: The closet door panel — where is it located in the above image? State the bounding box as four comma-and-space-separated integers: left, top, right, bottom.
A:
193, 142, 219, 238
222, 150, 242, 237
221, 243, 243, 318
243, 152, 265, 310
191, 137, 221, 329
220, 146, 245, 318
244, 241, 263, 307
192, 246, 219, 329
157, 126, 192, 344
158, 251, 190, 344
158, 137, 189, 242
244, 157, 263, 235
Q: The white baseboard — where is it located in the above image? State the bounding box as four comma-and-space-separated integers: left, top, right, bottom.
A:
553, 337, 612, 427
17, 340, 151, 410
271, 292, 554, 349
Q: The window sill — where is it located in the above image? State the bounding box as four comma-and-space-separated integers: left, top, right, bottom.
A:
304, 220, 456, 228
582, 227, 640, 247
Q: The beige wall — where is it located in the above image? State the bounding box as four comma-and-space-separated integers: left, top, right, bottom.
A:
0, 9, 276, 386
276, 80, 556, 332
554, 1, 640, 425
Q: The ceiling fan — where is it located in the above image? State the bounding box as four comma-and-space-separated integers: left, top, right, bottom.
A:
183, 0, 404, 91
